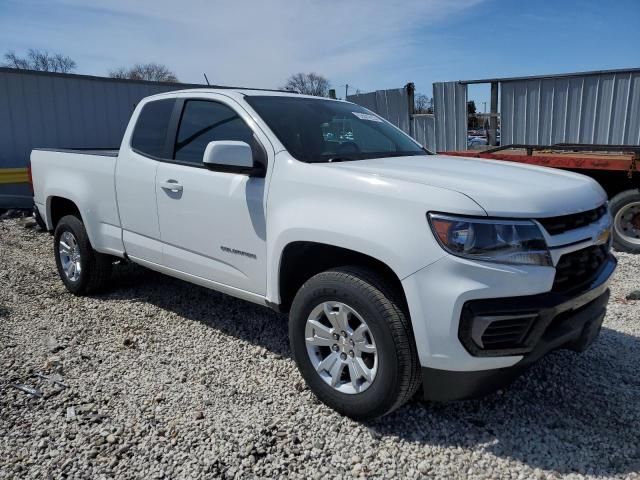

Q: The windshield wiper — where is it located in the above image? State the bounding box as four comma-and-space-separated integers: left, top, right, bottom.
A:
307, 156, 355, 163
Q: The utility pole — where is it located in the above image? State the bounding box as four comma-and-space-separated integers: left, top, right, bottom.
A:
345, 84, 349, 99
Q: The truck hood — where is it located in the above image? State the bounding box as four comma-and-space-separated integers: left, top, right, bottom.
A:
330, 155, 607, 217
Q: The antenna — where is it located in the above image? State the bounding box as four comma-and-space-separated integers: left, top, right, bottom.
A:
203, 73, 211, 86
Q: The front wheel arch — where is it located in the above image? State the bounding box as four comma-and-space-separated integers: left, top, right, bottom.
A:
276, 241, 408, 314
289, 265, 421, 419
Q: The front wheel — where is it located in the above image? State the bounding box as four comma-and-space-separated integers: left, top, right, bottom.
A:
610, 189, 640, 253
289, 266, 421, 420
54, 215, 112, 295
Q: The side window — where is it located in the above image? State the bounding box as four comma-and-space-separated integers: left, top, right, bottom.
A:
130, 99, 175, 158
174, 100, 256, 164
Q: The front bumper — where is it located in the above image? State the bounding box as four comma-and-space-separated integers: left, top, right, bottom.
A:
419, 254, 616, 401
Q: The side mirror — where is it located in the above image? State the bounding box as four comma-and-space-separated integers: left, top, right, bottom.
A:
202, 141, 264, 176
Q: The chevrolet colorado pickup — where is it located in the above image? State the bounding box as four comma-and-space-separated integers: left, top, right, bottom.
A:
30, 89, 616, 419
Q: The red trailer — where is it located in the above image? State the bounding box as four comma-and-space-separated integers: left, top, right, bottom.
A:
444, 144, 640, 253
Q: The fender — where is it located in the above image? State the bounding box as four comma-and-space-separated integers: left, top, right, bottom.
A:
265, 153, 486, 305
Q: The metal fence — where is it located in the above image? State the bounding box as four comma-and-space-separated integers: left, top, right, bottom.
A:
348, 85, 437, 151
0, 68, 202, 208
347, 87, 412, 135
433, 82, 468, 151
348, 84, 459, 152
411, 114, 436, 152
500, 70, 640, 146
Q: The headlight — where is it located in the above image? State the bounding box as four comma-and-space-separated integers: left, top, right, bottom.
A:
427, 213, 552, 266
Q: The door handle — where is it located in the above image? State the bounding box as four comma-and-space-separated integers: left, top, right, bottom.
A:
159, 180, 183, 192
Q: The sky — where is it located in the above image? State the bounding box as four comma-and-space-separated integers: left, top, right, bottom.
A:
1, 0, 639, 105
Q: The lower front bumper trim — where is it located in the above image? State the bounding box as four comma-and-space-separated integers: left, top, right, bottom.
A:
421, 366, 524, 402
423, 288, 609, 401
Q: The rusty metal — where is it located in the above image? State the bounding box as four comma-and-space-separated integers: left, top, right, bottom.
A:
445, 144, 637, 173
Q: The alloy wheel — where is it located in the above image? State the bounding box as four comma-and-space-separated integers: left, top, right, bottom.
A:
304, 301, 378, 394
58, 231, 82, 281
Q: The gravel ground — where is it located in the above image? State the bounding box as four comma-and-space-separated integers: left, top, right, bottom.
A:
1, 218, 639, 480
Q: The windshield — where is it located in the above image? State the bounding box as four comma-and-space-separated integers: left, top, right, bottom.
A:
245, 96, 429, 162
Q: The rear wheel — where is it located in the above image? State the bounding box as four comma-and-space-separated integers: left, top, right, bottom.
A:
289, 266, 421, 420
54, 215, 112, 295
610, 189, 640, 253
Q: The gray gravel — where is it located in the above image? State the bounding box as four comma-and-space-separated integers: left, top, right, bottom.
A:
1, 218, 639, 479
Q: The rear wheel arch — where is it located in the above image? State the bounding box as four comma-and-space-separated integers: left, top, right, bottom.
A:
48, 196, 82, 231
276, 241, 408, 314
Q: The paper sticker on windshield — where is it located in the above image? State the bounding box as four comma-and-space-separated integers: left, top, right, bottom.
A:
352, 112, 383, 122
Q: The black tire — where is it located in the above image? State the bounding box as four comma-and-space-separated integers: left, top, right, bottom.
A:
289, 266, 421, 420
54, 215, 112, 295
610, 189, 640, 253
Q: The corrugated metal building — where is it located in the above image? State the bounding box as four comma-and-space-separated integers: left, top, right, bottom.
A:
348, 85, 439, 151
499, 69, 640, 146
348, 68, 640, 152
346, 87, 412, 135
0, 68, 203, 208
432, 81, 468, 151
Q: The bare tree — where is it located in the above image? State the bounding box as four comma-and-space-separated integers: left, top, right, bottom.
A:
282, 72, 330, 97
108, 63, 178, 82
414, 93, 433, 114
3, 49, 77, 73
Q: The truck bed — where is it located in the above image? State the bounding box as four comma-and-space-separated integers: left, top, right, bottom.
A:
31, 148, 124, 257
33, 148, 119, 157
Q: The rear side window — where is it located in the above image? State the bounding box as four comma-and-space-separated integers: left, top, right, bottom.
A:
131, 99, 175, 158
174, 100, 255, 164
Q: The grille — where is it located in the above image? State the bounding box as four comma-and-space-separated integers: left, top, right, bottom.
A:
479, 315, 536, 349
537, 204, 607, 235
552, 245, 608, 293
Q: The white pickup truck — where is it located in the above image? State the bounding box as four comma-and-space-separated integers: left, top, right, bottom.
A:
31, 88, 616, 419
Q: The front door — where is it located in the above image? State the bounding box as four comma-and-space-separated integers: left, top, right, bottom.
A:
155, 97, 269, 295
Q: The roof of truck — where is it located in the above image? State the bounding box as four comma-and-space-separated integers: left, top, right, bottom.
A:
145, 88, 347, 102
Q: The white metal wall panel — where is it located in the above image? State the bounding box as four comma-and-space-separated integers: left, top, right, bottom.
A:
501, 71, 640, 146
0, 68, 202, 208
411, 115, 436, 151
433, 82, 467, 151
348, 87, 411, 135
0, 68, 193, 170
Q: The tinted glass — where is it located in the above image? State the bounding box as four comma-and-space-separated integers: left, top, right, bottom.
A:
174, 100, 255, 164
131, 99, 175, 158
245, 96, 426, 162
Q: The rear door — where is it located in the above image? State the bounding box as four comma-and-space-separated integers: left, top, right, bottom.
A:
155, 94, 271, 295
115, 98, 175, 264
